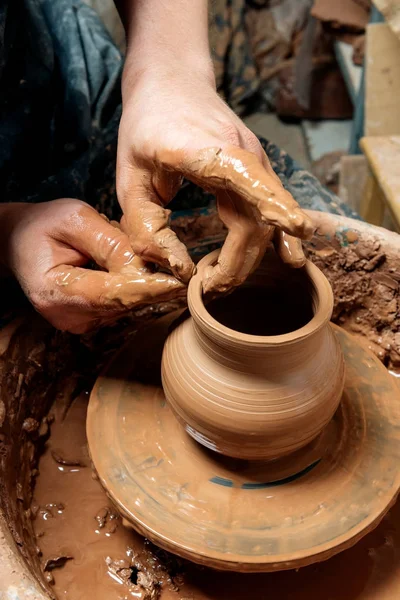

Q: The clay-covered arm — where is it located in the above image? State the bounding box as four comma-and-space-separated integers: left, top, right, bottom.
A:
114, 0, 314, 293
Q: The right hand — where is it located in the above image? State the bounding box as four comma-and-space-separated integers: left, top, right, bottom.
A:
117, 66, 314, 295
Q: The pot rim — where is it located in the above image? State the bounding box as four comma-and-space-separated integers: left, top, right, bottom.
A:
188, 249, 334, 347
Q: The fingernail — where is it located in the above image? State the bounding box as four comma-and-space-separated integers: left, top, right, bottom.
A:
174, 261, 195, 284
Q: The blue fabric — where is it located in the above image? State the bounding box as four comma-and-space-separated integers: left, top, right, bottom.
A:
0, 0, 122, 210
0, 0, 359, 223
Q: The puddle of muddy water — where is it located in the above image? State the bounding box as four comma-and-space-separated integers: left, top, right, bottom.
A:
32, 393, 400, 600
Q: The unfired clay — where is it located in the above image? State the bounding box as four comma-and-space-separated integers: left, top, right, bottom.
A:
87, 312, 400, 572
162, 248, 345, 460
1, 211, 400, 598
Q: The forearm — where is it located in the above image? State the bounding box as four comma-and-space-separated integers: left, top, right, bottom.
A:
114, 0, 214, 96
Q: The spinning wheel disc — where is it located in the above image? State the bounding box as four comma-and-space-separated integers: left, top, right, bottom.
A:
87, 313, 400, 572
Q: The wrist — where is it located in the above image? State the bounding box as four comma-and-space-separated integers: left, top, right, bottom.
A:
122, 54, 215, 105
118, 0, 214, 101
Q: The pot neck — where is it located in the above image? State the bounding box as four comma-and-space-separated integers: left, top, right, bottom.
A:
191, 313, 327, 373
187, 250, 334, 372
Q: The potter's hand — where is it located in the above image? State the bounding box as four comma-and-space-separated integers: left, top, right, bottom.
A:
0, 200, 185, 333
117, 72, 314, 294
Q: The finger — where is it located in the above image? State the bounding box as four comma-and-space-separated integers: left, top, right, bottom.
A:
43, 266, 186, 334
274, 229, 307, 268
54, 204, 136, 273
173, 146, 315, 240
117, 164, 194, 283
202, 191, 274, 294
118, 215, 155, 272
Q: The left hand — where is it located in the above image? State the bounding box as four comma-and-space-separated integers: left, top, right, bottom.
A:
0, 199, 185, 333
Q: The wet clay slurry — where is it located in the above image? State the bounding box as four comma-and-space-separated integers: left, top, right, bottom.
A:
37, 328, 400, 598
87, 310, 400, 573
32, 394, 183, 600
162, 250, 344, 460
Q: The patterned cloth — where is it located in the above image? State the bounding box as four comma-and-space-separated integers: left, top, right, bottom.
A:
0, 0, 359, 232
209, 0, 315, 113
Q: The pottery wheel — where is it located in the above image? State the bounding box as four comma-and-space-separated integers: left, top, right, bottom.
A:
87, 312, 400, 572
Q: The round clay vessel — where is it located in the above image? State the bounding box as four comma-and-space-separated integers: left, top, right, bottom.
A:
161, 249, 345, 460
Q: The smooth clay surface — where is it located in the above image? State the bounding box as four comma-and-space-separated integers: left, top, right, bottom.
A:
87, 311, 400, 573
162, 249, 344, 460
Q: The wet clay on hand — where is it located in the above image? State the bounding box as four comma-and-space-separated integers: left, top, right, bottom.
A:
119, 146, 314, 294
46, 205, 187, 332
2, 200, 186, 334
162, 248, 344, 460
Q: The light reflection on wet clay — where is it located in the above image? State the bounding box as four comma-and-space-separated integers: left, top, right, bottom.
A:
33, 394, 400, 600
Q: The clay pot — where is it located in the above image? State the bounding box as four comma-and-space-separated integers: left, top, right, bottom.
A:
0, 212, 399, 596
161, 248, 345, 460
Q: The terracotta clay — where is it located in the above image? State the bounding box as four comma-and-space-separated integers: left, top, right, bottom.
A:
162, 248, 345, 460
171, 209, 400, 376
305, 211, 400, 376
123, 145, 314, 293
87, 311, 400, 572
1, 211, 400, 598
32, 377, 400, 598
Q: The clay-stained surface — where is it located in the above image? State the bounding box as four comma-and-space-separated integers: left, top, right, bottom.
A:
0, 312, 80, 600
119, 143, 314, 294
32, 395, 184, 600
87, 312, 400, 572
37, 355, 400, 599
305, 211, 400, 376
0, 300, 185, 600
0, 211, 399, 598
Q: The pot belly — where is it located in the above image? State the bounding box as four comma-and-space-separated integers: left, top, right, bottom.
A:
162, 322, 345, 460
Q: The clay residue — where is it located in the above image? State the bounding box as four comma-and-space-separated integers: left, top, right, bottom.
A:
0, 297, 399, 599
181, 146, 313, 293
0, 313, 77, 596
32, 395, 185, 600
305, 224, 400, 374
33, 370, 400, 600
0, 302, 186, 598
171, 210, 226, 255
1, 210, 400, 597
